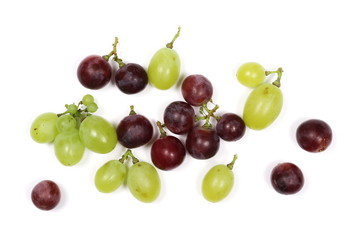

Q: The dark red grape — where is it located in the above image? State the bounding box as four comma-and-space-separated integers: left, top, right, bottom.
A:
115, 63, 148, 94
296, 119, 332, 152
181, 74, 213, 106
117, 113, 153, 148
186, 126, 220, 159
271, 162, 304, 195
151, 136, 186, 170
163, 101, 195, 134
77, 55, 112, 89
31, 180, 61, 210
216, 113, 246, 141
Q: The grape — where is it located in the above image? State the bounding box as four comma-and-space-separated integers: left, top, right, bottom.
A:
186, 126, 220, 160
66, 104, 78, 114
181, 74, 213, 106
236, 62, 266, 87
56, 114, 77, 133
148, 27, 181, 90
271, 162, 304, 195
116, 110, 153, 149
82, 94, 94, 106
30, 112, 59, 143
79, 115, 117, 154
115, 63, 148, 94
95, 160, 127, 193
216, 113, 246, 141
163, 101, 195, 134
31, 180, 61, 211
77, 55, 112, 90
127, 161, 161, 203
202, 155, 237, 202
54, 129, 85, 166
296, 119, 332, 152
87, 102, 98, 113
151, 135, 186, 170
243, 82, 283, 130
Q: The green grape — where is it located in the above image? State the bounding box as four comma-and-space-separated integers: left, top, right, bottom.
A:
127, 161, 161, 203
30, 112, 59, 143
202, 155, 237, 203
95, 160, 127, 193
148, 27, 181, 90
54, 129, 85, 166
79, 115, 117, 154
243, 82, 283, 130
56, 114, 77, 132
236, 62, 266, 88
87, 102, 98, 113
67, 104, 78, 114
82, 94, 94, 106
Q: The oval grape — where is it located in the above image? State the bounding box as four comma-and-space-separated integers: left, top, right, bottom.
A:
30, 112, 59, 143
54, 129, 85, 166
236, 62, 266, 87
95, 160, 127, 193
56, 114, 77, 133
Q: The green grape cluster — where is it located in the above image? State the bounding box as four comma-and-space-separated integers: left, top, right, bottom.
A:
30, 94, 117, 166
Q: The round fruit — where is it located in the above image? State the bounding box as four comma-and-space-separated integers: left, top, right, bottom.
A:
236, 62, 266, 87
115, 63, 148, 94
296, 119, 332, 152
30, 112, 59, 143
186, 126, 220, 160
181, 74, 213, 106
163, 101, 195, 134
216, 113, 246, 141
31, 180, 61, 211
271, 162, 304, 195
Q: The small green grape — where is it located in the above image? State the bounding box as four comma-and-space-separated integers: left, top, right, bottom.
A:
54, 129, 85, 166
67, 104, 78, 114
95, 160, 127, 193
82, 94, 94, 106
56, 114, 77, 132
236, 62, 266, 88
87, 102, 98, 113
30, 112, 59, 143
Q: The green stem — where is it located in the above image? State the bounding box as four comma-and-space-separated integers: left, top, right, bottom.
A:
103, 37, 119, 61
119, 149, 139, 164
226, 154, 238, 170
199, 101, 219, 128
166, 26, 181, 49
156, 121, 167, 137
129, 105, 136, 115
265, 67, 283, 88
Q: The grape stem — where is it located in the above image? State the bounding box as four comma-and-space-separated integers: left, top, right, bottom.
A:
195, 100, 220, 128
119, 149, 139, 164
156, 121, 167, 137
103, 37, 125, 68
226, 154, 238, 170
265, 67, 283, 88
129, 105, 136, 115
166, 26, 181, 49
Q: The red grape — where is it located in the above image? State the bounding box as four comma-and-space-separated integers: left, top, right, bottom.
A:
296, 119, 332, 152
186, 126, 220, 159
181, 74, 213, 106
216, 113, 246, 141
31, 180, 61, 210
115, 63, 148, 94
163, 101, 195, 134
77, 55, 112, 89
271, 162, 304, 195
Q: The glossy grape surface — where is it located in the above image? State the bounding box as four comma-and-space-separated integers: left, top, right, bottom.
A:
54, 129, 85, 166
95, 160, 127, 193
296, 119, 332, 152
127, 161, 161, 203
115, 63, 148, 94
77, 55, 112, 89
243, 83, 283, 130
117, 114, 153, 148
236, 62, 265, 87
30, 112, 59, 143
163, 101, 195, 134
79, 115, 117, 154
271, 162, 304, 195
31, 180, 61, 210
148, 48, 180, 90
181, 74, 213, 106
202, 164, 234, 202
186, 127, 220, 160
216, 113, 246, 141
151, 136, 186, 170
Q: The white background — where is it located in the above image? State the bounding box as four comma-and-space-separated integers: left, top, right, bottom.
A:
1, 0, 362, 239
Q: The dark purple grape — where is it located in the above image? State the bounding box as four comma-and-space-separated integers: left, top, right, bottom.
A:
117, 113, 153, 148
186, 126, 220, 160
216, 113, 246, 141
181, 74, 213, 106
77, 55, 112, 89
115, 63, 148, 94
151, 136, 186, 170
163, 101, 195, 134
31, 180, 61, 211
271, 162, 304, 195
296, 119, 332, 152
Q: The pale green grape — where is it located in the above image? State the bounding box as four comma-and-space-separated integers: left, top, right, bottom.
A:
148, 48, 180, 90
54, 129, 85, 166
56, 114, 77, 132
202, 164, 234, 202
95, 160, 127, 193
82, 94, 94, 106
243, 83, 283, 130
30, 112, 59, 143
127, 161, 160, 203
236, 62, 266, 88
79, 115, 117, 154
67, 104, 78, 114
87, 102, 98, 113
